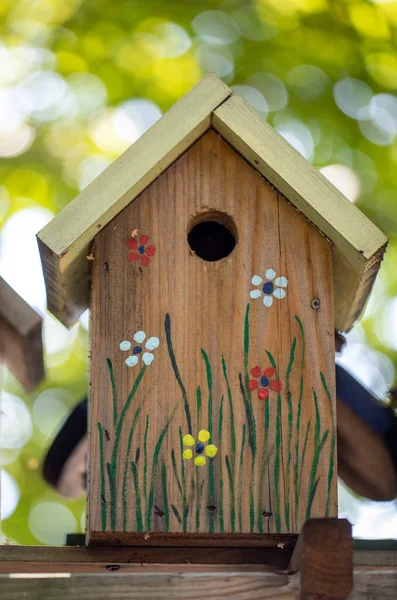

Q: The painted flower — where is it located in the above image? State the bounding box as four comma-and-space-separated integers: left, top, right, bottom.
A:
119, 331, 159, 367
126, 234, 156, 267
249, 269, 288, 307
182, 430, 218, 467
248, 365, 282, 400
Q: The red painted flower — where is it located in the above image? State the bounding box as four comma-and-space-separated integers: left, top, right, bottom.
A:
126, 234, 156, 267
248, 365, 282, 400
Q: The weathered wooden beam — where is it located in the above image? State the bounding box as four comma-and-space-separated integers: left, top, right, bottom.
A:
0, 277, 44, 391
0, 539, 296, 573
289, 518, 353, 600
0, 569, 396, 599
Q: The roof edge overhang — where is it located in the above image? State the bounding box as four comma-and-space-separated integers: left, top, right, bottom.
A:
37, 74, 387, 332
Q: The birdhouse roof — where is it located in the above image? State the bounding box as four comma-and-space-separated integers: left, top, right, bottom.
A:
0, 277, 44, 391
37, 73, 387, 333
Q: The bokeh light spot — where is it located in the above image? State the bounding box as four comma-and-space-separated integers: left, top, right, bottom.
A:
28, 502, 77, 545
0, 470, 20, 520
1, 392, 33, 449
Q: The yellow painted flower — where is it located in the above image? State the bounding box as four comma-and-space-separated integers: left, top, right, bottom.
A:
182, 429, 218, 467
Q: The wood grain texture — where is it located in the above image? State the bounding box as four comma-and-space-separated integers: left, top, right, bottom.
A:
212, 95, 388, 333
0, 542, 296, 573
0, 277, 44, 391
37, 74, 231, 326
88, 130, 337, 543
3, 570, 397, 599
0, 572, 300, 599
289, 519, 353, 599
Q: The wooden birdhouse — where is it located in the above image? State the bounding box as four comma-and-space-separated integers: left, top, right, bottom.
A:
37, 74, 387, 545
0, 276, 44, 392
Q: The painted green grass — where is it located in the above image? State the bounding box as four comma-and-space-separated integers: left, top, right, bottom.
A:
305, 390, 329, 521
321, 371, 336, 517
284, 337, 296, 531
293, 316, 305, 527
97, 422, 107, 530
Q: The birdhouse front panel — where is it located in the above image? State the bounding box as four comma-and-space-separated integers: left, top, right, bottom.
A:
88, 129, 336, 543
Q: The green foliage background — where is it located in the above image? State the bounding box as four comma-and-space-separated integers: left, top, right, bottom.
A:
0, 0, 396, 544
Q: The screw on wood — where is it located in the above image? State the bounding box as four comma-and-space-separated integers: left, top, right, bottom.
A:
106, 565, 120, 571
311, 298, 321, 310
207, 505, 217, 512
262, 511, 273, 518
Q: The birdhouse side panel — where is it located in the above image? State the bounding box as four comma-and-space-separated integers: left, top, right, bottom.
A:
88, 129, 336, 543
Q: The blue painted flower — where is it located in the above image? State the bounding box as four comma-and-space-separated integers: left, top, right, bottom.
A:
250, 269, 288, 307
119, 331, 159, 367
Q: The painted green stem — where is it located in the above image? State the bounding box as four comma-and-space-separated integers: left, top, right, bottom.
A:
121, 402, 145, 532
161, 461, 170, 532
285, 337, 296, 531
298, 419, 311, 499
109, 365, 146, 528
165, 313, 192, 434
146, 405, 178, 531
106, 462, 116, 529
321, 371, 336, 517
294, 316, 305, 527
130, 462, 143, 532
97, 422, 107, 530
257, 396, 270, 534
222, 356, 236, 471
225, 455, 235, 533
106, 358, 118, 429
266, 350, 282, 532
306, 391, 329, 520
201, 348, 215, 533
238, 423, 246, 532
143, 414, 149, 511
178, 427, 188, 532
218, 395, 224, 532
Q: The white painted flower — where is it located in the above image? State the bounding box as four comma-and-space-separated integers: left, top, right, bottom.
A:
119, 331, 160, 367
249, 268, 288, 307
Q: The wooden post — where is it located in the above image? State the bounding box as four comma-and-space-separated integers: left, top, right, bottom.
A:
0, 277, 44, 391
289, 518, 353, 600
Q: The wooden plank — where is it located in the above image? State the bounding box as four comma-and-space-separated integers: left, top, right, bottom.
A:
289, 518, 353, 599
88, 130, 336, 543
0, 277, 44, 391
37, 74, 232, 327
0, 542, 295, 573
212, 95, 388, 332
2, 569, 397, 599
0, 572, 300, 599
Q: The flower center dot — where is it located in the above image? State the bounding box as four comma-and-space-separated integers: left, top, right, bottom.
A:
132, 346, 142, 355
263, 281, 274, 294
195, 442, 204, 454
138, 245, 145, 254
261, 376, 270, 387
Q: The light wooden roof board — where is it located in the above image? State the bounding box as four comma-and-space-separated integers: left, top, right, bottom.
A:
37, 74, 387, 332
